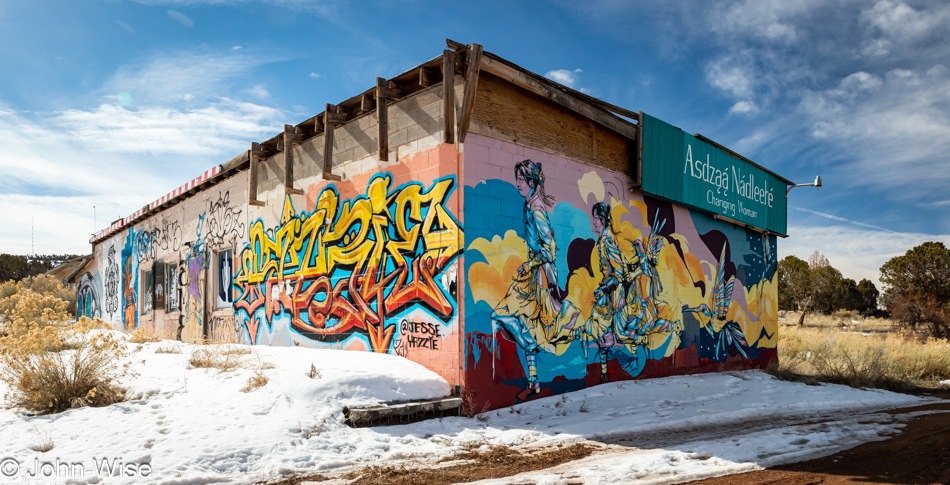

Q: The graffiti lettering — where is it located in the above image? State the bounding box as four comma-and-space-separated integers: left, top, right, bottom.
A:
234, 174, 461, 353
207, 191, 245, 247
136, 221, 182, 263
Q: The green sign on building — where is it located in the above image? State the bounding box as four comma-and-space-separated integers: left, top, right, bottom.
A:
639, 113, 791, 235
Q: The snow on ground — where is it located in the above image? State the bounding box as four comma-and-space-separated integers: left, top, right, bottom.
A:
0, 336, 935, 484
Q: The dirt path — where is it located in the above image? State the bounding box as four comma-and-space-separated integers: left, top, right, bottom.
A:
686, 401, 950, 485
265, 399, 950, 485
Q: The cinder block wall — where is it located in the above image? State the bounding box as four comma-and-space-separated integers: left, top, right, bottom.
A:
238, 79, 468, 387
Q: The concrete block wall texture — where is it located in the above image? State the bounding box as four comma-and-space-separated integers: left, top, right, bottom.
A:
462, 133, 778, 410
233, 80, 467, 386
84, 172, 249, 343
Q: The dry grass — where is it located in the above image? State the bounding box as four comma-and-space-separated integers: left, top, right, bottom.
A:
129, 328, 162, 344
29, 426, 54, 453
769, 325, 950, 391
782, 311, 894, 333
241, 370, 269, 393
155, 343, 182, 354
188, 344, 259, 372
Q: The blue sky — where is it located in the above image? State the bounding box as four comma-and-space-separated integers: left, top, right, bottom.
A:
1, 0, 948, 287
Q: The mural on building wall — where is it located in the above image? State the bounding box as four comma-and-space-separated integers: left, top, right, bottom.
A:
464, 134, 778, 407
121, 230, 138, 330
76, 272, 101, 319
182, 252, 205, 341
233, 170, 462, 355
104, 244, 120, 322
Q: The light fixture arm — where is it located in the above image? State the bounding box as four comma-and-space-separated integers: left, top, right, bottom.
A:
786, 175, 822, 198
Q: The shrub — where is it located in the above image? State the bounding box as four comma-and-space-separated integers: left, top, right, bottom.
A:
0, 275, 75, 321
0, 317, 133, 414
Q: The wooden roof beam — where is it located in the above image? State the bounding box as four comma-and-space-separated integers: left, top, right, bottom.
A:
457, 43, 482, 144
322, 104, 344, 181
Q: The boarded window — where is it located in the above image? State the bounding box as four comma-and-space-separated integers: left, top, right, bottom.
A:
166, 263, 180, 312
141, 269, 153, 315
153, 262, 165, 311
216, 249, 233, 309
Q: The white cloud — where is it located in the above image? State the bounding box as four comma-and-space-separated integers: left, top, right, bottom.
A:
798, 65, 950, 195
863, 1, 950, 45
545, 68, 583, 88
309, 72, 321, 79
705, 55, 754, 99
729, 100, 758, 115
709, 0, 819, 44
0, 48, 291, 255
0, 108, 180, 255
246, 84, 270, 99
51, 100, 282, 155
232, 46, 242, 50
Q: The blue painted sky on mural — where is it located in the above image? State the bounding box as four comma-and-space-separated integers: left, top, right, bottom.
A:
0, 0, 948, 286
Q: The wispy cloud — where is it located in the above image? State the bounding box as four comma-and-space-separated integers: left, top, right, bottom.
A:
792, 206, 899, 234
129, 0, 338, 16
0, 48, 289, 254
51, 100, 281, 155
167, 9, 194, 27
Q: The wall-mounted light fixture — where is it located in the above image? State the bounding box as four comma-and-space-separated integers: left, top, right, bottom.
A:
786, 175, 821, 198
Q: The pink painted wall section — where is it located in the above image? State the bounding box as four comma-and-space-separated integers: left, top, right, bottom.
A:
233, 144, 465, 387
462, 133, 778, 410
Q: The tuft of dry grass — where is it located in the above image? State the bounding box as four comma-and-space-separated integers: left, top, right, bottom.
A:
29, 426, 54, 453
189, 344, 257, 372
155, 343, 182, 354
129, 328, 162, 344
769, 325, 950, 391
241, 370, 269, 393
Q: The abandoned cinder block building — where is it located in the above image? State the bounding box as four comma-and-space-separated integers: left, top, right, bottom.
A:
77, 41, 790, 410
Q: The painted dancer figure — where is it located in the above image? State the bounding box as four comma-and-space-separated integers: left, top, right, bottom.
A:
492, 159, 581, 400
584, 202, 634, 382
684, 243, 749, 361
583, 204, 680, 382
